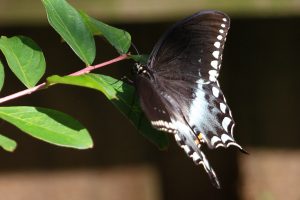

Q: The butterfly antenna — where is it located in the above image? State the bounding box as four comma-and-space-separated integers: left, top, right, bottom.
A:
131, 42, 140, 55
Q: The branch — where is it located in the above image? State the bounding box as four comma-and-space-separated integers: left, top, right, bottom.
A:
69, 54, 129, 76
0, 54, 129, 104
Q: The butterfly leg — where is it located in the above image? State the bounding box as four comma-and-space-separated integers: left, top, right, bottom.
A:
121, 76, 134, 85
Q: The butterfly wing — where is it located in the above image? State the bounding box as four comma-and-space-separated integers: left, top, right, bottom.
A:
148, 10, 229, 83
136, 10, 243, 188
135, 75, 177, 134
136, 72, 222, 188
147, 10, 241, 149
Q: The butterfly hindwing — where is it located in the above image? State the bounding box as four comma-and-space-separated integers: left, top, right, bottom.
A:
187, 81, 242, 149
135, 74, 177, 133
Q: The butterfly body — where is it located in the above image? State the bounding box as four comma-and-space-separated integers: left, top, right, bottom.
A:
134, 10, 244, 189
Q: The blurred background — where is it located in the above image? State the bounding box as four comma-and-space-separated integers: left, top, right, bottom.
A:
0, 0, 299, 199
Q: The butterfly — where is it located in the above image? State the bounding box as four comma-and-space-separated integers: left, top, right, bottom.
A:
134, 10, 245, 189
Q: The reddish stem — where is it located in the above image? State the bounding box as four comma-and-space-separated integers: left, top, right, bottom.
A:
70, 54, 129, 76
0, 54, 129, 104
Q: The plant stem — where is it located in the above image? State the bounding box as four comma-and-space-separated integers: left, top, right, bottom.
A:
70, 54, 129, 76
0, 54, 129, 104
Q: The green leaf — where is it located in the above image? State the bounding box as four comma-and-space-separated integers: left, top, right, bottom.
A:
0, 134, 17, 152
42, 0, 95, 65
0, 36, 45, 88
0, 106, 93, 149
130, 54, 149, 65
80, 11, 131, 54
0, 60, 4, 91
47, 74, 169, 150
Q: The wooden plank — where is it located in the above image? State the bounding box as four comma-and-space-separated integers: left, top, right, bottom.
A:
0, 0, 299, 25
0, 165, 162, 200
239, 148, 300, 200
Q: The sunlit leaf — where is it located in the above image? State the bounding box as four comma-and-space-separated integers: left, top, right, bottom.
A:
130, 54, 149, 65
0, 106, 93, 149
47, 74, 169, 149
0, 36, 45, 88
0, 60, 4, 91
0, 134, 17, 152
80, 11, 131, 54
42, 0, 95, 65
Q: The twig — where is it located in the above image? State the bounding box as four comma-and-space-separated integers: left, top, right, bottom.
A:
69, 54, 129, 76
0, 54, 129, 104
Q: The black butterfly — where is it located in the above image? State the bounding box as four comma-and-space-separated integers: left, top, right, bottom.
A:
134, 10, 245, 189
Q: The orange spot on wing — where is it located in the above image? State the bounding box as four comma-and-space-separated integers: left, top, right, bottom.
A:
194, 133, 203, 145
197, 133, 203, 140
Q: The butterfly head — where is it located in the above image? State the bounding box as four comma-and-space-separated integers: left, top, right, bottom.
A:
134, 63, 144, 74
134, 63, 153, 79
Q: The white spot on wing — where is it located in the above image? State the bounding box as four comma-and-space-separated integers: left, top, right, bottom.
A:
222, 117, 231, 132
230, 123, 235, 135
191, 152, 201, 162
222, 18, 227, 22
209, 70, 218, 82
219, 29, 224, 34
182, 145, 191, 154
209, 76, 216, 82
220, 103, 227, 113
211, 60, 218, 68
196, 78, 210, 85
209, 70, 218, 76
174, 134, 181, 142
214, 41, 221, 48
221, 134, 233, 143
151, 120, 177, 133
216, 143, 225, 148
221, 24, 226, 28
212, 87, 219, 98
217, 35, 223, 40
211, 136, 221, 146
227, 141, 242, 149
212, 51, 219, 59
199, 151, 211, 172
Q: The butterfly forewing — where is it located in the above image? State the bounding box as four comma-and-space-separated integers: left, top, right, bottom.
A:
148, 10, 230, 83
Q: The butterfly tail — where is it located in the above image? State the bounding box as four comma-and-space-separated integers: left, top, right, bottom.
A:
174, 132, 221, 189
199, 151, 221, 189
